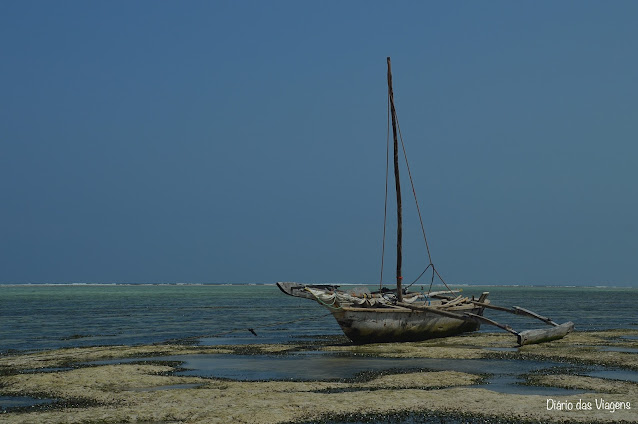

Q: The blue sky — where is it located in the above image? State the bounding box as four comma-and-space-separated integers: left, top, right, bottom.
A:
1, 1, 636, 286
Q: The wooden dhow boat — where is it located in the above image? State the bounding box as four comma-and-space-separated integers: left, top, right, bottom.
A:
278, 58, 573, 346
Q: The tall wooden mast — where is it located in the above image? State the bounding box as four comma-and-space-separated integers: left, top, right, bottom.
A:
387, 57, 403, 302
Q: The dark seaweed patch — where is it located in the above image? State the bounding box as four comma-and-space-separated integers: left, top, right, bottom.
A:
288, 410, 569, 424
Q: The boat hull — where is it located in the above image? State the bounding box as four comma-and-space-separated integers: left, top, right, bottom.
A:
330, 306, 482, 344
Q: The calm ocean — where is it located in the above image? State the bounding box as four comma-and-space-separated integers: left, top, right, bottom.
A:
1, 284, 637, 353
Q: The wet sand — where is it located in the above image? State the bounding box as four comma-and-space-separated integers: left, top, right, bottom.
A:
1, 329, 637, 423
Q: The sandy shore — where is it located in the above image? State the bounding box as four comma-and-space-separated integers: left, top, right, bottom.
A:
1, 329, 637, 423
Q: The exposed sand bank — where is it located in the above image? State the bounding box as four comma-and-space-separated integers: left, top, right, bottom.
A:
1, 329, 637, 423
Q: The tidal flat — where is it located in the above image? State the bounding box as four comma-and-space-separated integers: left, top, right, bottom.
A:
1, 329, 637, 423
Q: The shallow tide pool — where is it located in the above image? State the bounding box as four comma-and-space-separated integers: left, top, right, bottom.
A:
91, 353, 595, 396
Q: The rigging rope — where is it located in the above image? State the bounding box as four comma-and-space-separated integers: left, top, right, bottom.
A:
395, 114, 433, 265
378, 97, 455, 296
396, 110, 455, 295
379, 94, 391, 291
404, 263, 433, 290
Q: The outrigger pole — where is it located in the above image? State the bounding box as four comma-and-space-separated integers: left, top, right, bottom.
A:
397, 298, 574, 346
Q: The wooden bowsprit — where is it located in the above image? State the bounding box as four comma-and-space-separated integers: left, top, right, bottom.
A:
396, 300, 574, 346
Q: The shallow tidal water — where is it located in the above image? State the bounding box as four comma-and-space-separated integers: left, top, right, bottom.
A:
90, 351, 636, 397
0, 395, 56, 411
2, 284, 637, 353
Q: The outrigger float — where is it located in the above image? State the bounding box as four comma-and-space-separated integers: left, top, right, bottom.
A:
277, 58, 573, 346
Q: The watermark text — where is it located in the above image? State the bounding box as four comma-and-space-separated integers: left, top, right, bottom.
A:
546, 398, 631, 413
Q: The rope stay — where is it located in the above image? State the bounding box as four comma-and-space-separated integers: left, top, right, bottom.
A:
379, 94, 391, 291
379, 85, 456, 296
